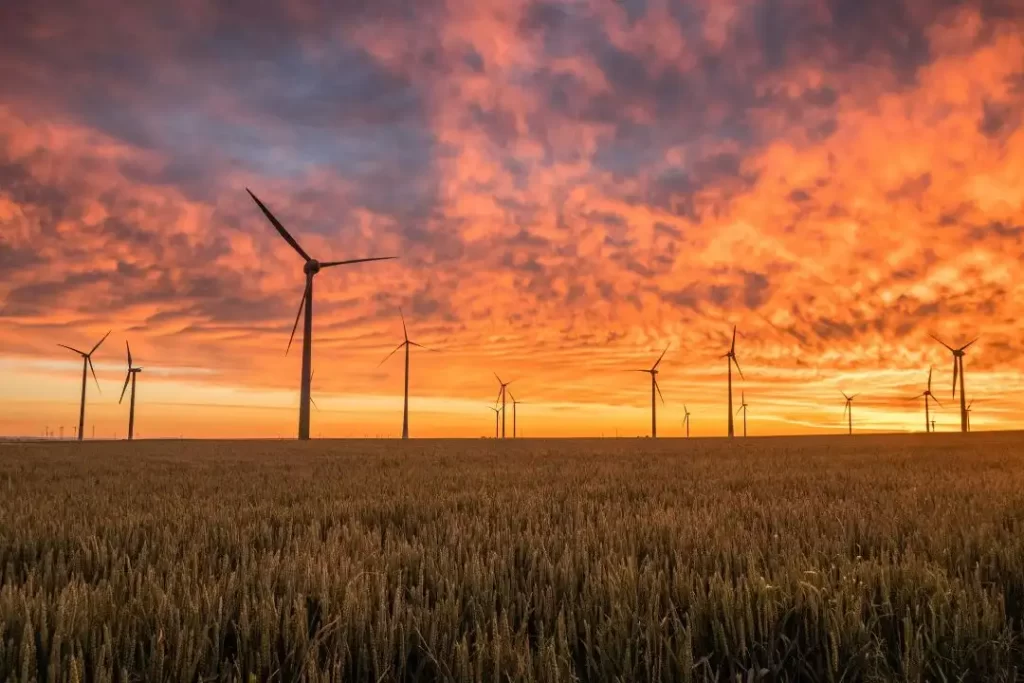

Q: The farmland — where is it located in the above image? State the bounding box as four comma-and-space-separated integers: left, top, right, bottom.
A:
2, 434, 1024, 681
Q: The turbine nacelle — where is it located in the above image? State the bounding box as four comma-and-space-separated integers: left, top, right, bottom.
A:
303, 260, 321, 276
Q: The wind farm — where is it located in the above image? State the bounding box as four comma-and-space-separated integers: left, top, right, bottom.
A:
4, 3, 1024, 679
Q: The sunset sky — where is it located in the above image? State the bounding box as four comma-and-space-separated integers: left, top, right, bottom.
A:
1, 0, 1022, 438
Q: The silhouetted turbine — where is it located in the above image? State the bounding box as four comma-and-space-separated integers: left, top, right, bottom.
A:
682, 405, 691, 438
630, 345, 668, 438
508, 391, 525, 438
58, 330, 110, 442
910, 367, 942, 433
494, 374, 512, 439
736, 391, 749, 438
841, 391, 858, 436
379, 309, 436, 439
721, 327, 743, 438
930, 334, 977, 433
966, 398, 974, 432
247, 189, 397, 440
488, 406, 500, 439
118, 341, 143, 441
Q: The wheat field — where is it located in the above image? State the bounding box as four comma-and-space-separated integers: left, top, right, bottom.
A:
2, 433, 1024, 681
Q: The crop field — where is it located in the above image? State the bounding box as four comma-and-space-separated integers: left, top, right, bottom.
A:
2, 434, 1024, 682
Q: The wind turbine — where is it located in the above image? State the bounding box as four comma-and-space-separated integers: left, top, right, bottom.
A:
736, 391, 749, 437
247, 189, 397, 440
379, 309, 436, 439
629, 345, 668, 438
682, 405, 691, 438
721, 327, 743, 438
841, 392, 857, 436
118, 341, 143, 440
494, 374, 512, 439
966, 398, 974, 432
930, 335, 977, 433
910, 367, 942, 433
58, 330, 110, 441
488, 406, 500, 438
508, 390, 525, 438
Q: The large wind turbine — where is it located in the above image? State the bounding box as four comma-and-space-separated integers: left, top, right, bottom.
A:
930, 335, 977, 433
721, 327, 743, 438
682, 405, 691, 438
58, 330, 110, 441
736, 391, 749, 437
841, 392, 858, 436
494, 374, 512, 439
247, 189, 397, 440
118, 341, 143, 440
379, 309, 435, 439
629, 346, 668, 438
910, 367, 942, 433
488, 406, 500, 439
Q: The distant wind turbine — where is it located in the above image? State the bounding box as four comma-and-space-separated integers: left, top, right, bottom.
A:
841, 391, 858, 436
682, 405, 691, 438
58, 330, 110, 442
736, 391, 749, 437
721, 327, 743, 438
508, 391, 525, 439
118, 341, 143, 440
379, 309, 436, 439
629, 345, 668, 438
966, 398, 974, 432
910, 367, 942, 433
488, 405, 500, 439
247, 189, 397, 440
494, 374, 512, 439
930, 334, 977, 433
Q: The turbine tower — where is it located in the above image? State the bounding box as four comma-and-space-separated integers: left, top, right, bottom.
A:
118, 341, 143, 440
494, 374, 512, 439
930, 335, 977, 433
58, 330, 110, 441
736, 391, 749, 437
247, 189, 396, 440
841, 392, 857, 436
379, 309, 435, 439
488, 406, 500, 438
682, 405, 691, 438
721, 327, 743, 438
911, 367, 942, 433
629, 346, 668, 438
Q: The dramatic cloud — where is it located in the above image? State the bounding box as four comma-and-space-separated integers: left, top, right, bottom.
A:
1, 0, 1023, 437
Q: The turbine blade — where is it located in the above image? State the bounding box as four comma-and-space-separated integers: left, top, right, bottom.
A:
246, 189, 311, 261
841, 391, 850, 401
932, 395, 944, 408
319, 256, 397, 268
126, 340, 132, 368
400, 307, 408, 342
58, 344, 86, 355
952, 358, 959, 399
408, 341, 439, 352
655, 379, 665, 405
850, 394, 859, 400
930, 334, 955, 353
88, 357, 101, 393
842, 402, 848, 419
732, 355, 744, 380
730, 325, 737, 354
377, 341, 406, 368
927, 366, 933, 392
960, 337, 979, 352
652, 344, 670, 370
286, 283, 308, 356
89, 330, 111, 355
909, 393, 925, 400
309, 395, 320, 412
508, 390, 516, 403
494, 373, 504, 385
119, 372, 131, 404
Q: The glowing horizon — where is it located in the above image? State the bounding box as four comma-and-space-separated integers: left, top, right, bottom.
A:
1, 0, 1022, 439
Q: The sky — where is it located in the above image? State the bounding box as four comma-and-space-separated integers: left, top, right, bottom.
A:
1, 0, 1022, 439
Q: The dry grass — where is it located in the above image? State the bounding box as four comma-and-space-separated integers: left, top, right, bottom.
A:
2, 433, 1024, 681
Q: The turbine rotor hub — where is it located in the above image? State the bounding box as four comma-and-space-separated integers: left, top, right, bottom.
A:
304, 260, 321, 275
